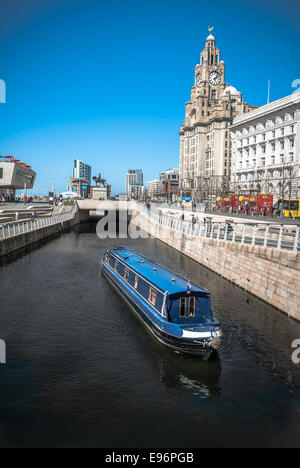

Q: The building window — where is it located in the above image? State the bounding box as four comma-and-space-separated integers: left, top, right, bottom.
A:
0, 168, 3, 179
281, 141, 285, 150
189, 297, 196, 317
179, 298, 186, 318
289, 152, 294, 162
261, 158, 266, 167
124, 268, 130, 282
148, 288, 157, 306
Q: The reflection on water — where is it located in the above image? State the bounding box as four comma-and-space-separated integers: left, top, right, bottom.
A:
158, 354, 222, 398
0, 222, 299, 447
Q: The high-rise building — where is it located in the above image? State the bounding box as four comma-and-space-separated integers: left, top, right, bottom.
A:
230, 92, 300, 201
73, 159, 92, 185
126, 169, 144, 199
179, 27, 257, 202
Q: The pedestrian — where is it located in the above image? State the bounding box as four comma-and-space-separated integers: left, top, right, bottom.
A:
192, 215, 197, 229
181, 213, 184, 221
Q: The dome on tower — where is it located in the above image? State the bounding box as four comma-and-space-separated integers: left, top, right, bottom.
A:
222, 86, 240, 96
206, 33, 215, 41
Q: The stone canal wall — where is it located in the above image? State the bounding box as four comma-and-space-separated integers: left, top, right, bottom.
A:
132, 210, 300, 321
0, 212, 80, 257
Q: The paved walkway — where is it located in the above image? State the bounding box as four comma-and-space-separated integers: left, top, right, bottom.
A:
150, 204, 300, 226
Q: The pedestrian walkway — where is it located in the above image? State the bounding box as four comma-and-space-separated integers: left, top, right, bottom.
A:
148, 203, 300, 226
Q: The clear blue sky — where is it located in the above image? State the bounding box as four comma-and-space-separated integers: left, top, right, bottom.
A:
0, 0, 299, 195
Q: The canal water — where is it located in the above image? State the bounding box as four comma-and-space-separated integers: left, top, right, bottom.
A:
0, 223, 300, 448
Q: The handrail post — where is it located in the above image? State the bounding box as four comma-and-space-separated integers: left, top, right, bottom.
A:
252, 224, 257, 246
224, 223, 228, 241
241, 224, 246, 244
277, 225, 283, 249
232, 223, 236, 242
294, 226, 300, 252
264, 224, 270, 248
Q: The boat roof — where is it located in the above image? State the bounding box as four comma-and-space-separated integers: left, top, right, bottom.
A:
108, 247, 209, 296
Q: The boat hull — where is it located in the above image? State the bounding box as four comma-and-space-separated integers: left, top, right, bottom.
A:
102, 263, 218, 358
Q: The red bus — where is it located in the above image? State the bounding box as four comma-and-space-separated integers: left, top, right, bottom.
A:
217, 193, 273, 215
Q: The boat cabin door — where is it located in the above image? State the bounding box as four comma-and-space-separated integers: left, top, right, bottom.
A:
179, 294, 196, 324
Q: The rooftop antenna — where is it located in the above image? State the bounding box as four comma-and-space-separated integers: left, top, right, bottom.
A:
267, 79, 270, 104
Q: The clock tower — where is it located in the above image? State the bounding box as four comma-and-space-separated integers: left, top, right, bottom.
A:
179, 28, 257, 203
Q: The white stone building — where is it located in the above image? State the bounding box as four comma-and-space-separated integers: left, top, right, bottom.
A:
230, 92, 300, 201
147, 179, 161, 198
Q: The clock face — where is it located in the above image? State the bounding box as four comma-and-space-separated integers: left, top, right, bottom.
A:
196, 73, 202, 87
209, 71, 221, 86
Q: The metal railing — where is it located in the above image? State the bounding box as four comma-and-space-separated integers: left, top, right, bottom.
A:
0, 206, 77, 240
138, 206, 300, 252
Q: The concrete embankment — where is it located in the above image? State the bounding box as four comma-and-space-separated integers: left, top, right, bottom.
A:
132, 209, 300, 321
0, 213, 80, 257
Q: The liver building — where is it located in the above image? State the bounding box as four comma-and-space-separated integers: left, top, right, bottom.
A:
179, 28, 257, 202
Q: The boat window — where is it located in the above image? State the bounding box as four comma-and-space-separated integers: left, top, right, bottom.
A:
107, 255, 111, 265
148, 288, 157, 306
124, 268, 130, 282
114, 260, 119, 272
134, 275, 139, 290
105, 253, 109, 263
189, 297, 196, 317
179, 298, 186, 318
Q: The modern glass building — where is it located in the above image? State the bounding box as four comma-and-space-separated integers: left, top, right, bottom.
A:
126, 169, 144, 199
73, 160, 92, 185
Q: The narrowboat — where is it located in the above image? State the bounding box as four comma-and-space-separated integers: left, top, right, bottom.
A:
101, 248, 222, 358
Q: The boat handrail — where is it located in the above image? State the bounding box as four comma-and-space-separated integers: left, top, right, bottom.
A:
109, 251, 165, 294
107, 251, 166, 317
161, 291, 168, 318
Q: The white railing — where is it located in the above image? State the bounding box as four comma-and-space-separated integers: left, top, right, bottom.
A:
138, 206, 300, 252
0, 206, 77, 240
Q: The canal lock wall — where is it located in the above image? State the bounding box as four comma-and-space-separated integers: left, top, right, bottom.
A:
0, 212, 80, 258
132, 209, 300, 321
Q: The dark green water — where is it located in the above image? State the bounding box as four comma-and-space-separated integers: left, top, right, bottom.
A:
0, 223, 299, 448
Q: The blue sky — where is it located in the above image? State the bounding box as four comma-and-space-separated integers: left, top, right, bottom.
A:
0, 0, 299, 195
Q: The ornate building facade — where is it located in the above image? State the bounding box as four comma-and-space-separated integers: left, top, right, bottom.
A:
179, 28, 257, 202
230, 92, 300, 202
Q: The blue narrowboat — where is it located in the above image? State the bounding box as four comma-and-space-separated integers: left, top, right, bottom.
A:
101, 248, 222, 358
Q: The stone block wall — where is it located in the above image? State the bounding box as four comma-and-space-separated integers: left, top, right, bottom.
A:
133, 210, 300, 320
